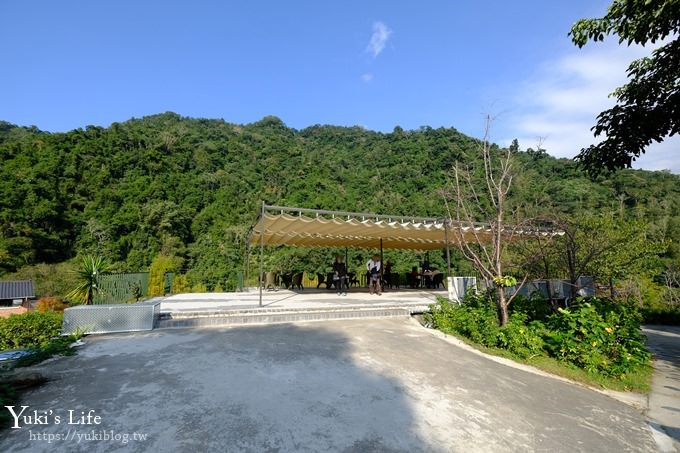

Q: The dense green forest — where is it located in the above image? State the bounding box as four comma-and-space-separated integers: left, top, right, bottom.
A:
1, 112, 678, 303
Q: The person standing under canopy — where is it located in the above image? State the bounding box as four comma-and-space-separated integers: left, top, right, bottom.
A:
366, 254, 382, 296
332, 255, 348, 296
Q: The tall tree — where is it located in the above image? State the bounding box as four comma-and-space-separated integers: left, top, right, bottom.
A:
553, 214, 667, 296
441, 116, 524, 326
570, 0, 680, 174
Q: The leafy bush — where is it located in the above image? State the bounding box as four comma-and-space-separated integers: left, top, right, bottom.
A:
428, 297, 545, 358
509, 294, 553, 322
172, 274, 190, 293
35, 296, 68, 313
641, 307, 680, 325
13, 334, 80, 368
0, 311, 63, 350
191, 282, 208, 293
3, 262, 79, 298
428, 295, 648, 378
496, 314, 546, 359
428, 296, 498, 347
147, 254, 182, 296
545, 298, 649, 377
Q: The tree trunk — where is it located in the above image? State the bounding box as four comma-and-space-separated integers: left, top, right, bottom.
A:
496, 286, 509, 326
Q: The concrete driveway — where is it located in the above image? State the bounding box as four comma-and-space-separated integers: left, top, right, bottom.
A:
0, 318, 659, 452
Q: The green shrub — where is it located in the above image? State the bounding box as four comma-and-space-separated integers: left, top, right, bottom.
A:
428, 296, 499, 347
641, 307, 680, 325
428, 297, 547, 359
172, 274, 190, 294
496, 314, 546, 358
509, 294, 553, 322
428, 295, 649, 378
191, 282, 208, 293
35, 296, 68, 313
0, 311, 63, 350
545, 298, 649, 377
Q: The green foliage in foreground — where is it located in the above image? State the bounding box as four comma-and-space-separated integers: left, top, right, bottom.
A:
426, 295, 650, 382
0, 311, 63, 350
12, 334, 81, 368
0, 313, 82, 430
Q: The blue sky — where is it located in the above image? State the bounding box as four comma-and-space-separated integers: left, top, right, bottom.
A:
1, 0, 677, 172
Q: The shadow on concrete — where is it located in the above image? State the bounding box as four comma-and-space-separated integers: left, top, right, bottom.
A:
0, 323, 424, 452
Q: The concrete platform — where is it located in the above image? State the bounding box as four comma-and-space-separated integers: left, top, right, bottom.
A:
157, 287, 444, 328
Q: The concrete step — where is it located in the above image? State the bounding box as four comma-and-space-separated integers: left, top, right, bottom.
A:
156, 304, 429, 329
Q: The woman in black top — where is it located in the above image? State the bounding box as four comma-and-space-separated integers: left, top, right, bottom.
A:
332, 255, 348, 296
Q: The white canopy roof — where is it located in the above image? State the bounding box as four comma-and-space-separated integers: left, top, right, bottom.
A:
248, 205, 559, 251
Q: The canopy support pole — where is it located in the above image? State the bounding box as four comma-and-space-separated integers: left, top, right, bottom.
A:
444, 217, 452, 277
259, 201, 265, 307
380, 238, 384, 276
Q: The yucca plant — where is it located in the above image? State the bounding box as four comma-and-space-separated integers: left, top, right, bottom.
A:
66, 256, 112, 305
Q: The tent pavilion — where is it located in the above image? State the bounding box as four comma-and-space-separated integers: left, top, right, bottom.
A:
247, 203, 559, 306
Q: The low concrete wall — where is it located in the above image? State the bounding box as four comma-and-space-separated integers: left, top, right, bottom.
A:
62, 300, 161, 335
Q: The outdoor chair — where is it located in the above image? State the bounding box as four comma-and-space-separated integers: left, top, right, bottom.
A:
406, 272, 419, 289
280, 272, 293, 289
291, 272, 304, 290
316, 273, 326, 289
264, 272, 277, 290
347, 272, 358, 287
431, 273, 445, 289
384, 273, 400, 289
326, 272, 337, 290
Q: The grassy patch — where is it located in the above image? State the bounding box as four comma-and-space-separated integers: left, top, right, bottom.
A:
438, 327, 653, 393
427, 295, 654, 393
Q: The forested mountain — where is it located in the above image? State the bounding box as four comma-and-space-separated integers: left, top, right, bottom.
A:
1, 112, 679, 291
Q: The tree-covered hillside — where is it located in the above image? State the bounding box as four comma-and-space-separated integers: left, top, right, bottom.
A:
1, 112, 679, 291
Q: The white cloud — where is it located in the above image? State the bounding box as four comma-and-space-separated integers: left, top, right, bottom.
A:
366, 21, 392, 58
506, 40, 679, 173
361, 73, 374, 83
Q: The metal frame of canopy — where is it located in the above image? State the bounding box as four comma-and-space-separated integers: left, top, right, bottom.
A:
247, 203, 560, 306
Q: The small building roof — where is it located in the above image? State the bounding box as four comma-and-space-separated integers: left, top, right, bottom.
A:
0, 280, 35, 299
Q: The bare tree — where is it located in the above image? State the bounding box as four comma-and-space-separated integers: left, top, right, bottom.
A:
441, 115, 525, 326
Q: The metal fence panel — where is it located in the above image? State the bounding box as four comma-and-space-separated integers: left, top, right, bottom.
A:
62, 301, 161, 335
94, 273, 149, 305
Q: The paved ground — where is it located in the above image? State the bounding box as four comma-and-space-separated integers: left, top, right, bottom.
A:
644, 325, 680, 451
0, 318, 661, 452
160, 287, 446, 313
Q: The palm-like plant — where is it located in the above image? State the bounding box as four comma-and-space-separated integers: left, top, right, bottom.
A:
66, 256, 112, 305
